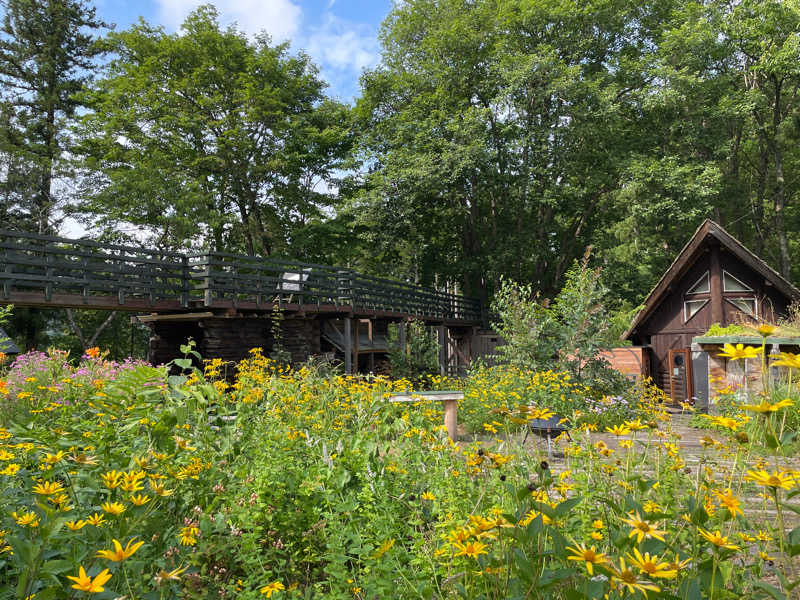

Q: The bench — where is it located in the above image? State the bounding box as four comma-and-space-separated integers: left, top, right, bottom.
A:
388, 391, 462, 442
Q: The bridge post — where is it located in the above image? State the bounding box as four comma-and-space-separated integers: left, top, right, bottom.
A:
352, 318, 359, 374
438, 325, 447, 376
344, 317, 352, 374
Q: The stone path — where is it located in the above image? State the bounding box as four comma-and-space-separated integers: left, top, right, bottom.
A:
510, 412, 800, 528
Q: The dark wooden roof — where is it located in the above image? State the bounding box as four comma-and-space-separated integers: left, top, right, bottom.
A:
0, 327, 19, 354
623, 219, 800, 340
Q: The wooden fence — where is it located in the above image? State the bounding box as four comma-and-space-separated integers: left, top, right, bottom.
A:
0, 230, 482, 323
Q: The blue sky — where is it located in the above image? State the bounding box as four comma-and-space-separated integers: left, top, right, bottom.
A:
93, 0, 393, 101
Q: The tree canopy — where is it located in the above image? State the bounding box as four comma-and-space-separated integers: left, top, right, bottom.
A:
2, 0, 800, 339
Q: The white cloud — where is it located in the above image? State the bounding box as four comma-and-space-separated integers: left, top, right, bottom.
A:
303, 14, 380, 100
156, 0, 302, 42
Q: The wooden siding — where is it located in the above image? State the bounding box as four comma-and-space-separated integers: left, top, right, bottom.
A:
599, 347, 649, 379
634, 245, 793, 394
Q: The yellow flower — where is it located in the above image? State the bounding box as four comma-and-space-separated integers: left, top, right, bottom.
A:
32, 480, 65, 495
740, 399, 793, 413
610, 557, 661, 596
66, 566, 112, 593
12, 510, 40, 527
453, 540, 489, 559
154, 564, 189, 586
101, 501, 126, 516
566, 543, 608, 575
771, 352, 800, 370
621, 512, 666, 544
756, 530, 773, 542
86, 513, 106, 526
100, 470, 122, 489
420, 492, 436, 501
120, 470, 146, 492
96, 538, 145, 561
745, 469, 796, 490
713, 489, 743, 518
718, 343, 762, 361
697, 528, 739, 550
260, 581, 285, 597
129, 494, 152, 506
69, 452, 98, 465
0, 463, 21, 476
373, 538, 395, 559
179, 525, 200, 546
43, 451, 66, 464
65, 519, 87, 531
757, 324, 777, 337
605, 424, 631, 436
149, 479, 174, 497
592, 519, 604, 529
626, 548, 677, 579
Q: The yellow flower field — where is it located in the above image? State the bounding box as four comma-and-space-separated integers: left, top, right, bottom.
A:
0, 345, 798, 599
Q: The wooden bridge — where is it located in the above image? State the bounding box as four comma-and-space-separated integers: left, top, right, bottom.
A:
0, 230, 485, 373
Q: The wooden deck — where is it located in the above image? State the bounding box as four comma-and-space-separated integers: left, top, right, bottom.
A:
0, 230, 483, 324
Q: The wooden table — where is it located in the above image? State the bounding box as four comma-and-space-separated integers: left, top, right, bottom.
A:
388, 391, 463, 442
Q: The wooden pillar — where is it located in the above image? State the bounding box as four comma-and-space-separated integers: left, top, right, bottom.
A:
443, 399, 458, 442
710, 244, 723, 325
367, 319, 375, 372
344, 318, 352, 374
352, 318, 359, 374
438, 325, 447, 376
398, 321, 407, 355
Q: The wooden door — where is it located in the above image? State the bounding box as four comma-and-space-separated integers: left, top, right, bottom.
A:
668, 349, 693, 404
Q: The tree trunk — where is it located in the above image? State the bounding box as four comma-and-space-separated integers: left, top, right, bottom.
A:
770, 77, 792, 279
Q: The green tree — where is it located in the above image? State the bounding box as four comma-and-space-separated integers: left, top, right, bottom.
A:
351, 0, 671, 302
386, 319, 440, 381
491, 256, 625, 391
0, 0, 107, 233
75, 5, 351, 255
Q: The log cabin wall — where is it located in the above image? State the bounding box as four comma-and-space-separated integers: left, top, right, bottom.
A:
149, 316, 321, 366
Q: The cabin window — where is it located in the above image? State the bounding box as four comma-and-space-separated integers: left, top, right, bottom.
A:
686, 271, 710, 295
723, 271, 753, 292
684, 299, 708, 322
726, 297, 757, 317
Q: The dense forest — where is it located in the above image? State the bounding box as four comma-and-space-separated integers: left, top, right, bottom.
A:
2, 0, 800, 354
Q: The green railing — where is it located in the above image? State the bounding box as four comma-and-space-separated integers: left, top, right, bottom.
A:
0, 230, 482, 322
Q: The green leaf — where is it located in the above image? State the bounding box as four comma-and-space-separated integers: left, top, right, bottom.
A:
554, 497, 582, 517
173, 358, 193, 370
752, 581, 786, 600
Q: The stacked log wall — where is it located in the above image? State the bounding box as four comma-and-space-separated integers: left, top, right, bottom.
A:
149, 316, 322, 366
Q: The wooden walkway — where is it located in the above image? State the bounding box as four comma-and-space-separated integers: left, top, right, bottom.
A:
0, 230, 482, 325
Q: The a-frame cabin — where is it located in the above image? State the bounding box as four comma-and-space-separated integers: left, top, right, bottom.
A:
623, 219, 800, 403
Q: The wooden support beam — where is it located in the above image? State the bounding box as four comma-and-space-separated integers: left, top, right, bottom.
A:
710, 244, 723, 324
367, 318, 375, 373
134, 312, 215, 323
398, 321, 407, 356
352, 317, 359, 374
438, 325, 447, 376
344, 317, 352, 374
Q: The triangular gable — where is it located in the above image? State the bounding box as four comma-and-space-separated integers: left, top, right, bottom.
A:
622, 219, 800, 340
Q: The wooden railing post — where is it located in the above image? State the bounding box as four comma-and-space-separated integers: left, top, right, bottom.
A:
203, 254, 213, 307
180, 256, 189, 307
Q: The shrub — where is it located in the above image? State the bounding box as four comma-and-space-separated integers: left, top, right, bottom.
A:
491, 257, 628, 397
386, 319, 440, 381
